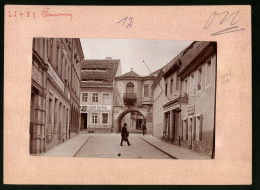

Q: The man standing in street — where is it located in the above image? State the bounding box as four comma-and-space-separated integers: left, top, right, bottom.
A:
142, 123, 147, 136
120, 123, 131, 146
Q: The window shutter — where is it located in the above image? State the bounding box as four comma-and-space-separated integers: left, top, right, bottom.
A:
200, 114, 203, 140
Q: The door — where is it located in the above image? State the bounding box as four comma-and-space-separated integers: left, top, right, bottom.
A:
84, 113, 88, 129
188, 117, 193, 149
171, 111, 175, 142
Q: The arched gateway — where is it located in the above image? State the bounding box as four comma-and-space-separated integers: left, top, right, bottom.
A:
112, 68, 155, 134
113, 107, 149, 132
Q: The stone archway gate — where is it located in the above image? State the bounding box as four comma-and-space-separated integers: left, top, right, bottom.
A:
112, 106, 151, 133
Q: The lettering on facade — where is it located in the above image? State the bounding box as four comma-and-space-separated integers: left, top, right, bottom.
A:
80, 105, 112, 113
188, 105, 195, 115
47, 61, 65, 92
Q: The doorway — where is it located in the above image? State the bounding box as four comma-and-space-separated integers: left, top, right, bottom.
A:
81, 113, 88, 129
188, 117, 193, 149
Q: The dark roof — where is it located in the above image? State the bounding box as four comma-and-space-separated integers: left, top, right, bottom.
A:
81, 59, 120, 87
162, 42, 196, 78
117, 70, 141, 78
179, 41, 216, 75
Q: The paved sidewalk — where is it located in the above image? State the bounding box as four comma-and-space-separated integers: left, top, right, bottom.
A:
41, 134, 91, 157
140, 135, 210, 159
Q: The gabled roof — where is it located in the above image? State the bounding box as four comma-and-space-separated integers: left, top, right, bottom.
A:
81, 58, 120, 87
116, 70, 142, 79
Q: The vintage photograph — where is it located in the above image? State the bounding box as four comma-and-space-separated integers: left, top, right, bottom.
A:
30, 38, 217, 159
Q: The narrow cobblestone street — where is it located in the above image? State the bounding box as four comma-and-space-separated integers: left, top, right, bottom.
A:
75, 134, 171, 159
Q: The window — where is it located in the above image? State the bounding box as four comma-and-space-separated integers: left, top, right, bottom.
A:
82, 93, 88, 102
56, 41, 60, 72
170, 79, 173, 94
102, 113, 108, 124
206, 59, 212, 86
165, 83, 168, 96
144, 84, 149, 97
190, 74, 195, 93
92, 113, 98, 124
183, 79, 188, 96
92, 93, 98, 102
103, 93, 110, 104
176, 71, 180, 90
126, 82, 134, 93
197, 67, 202, 91
48, 98, 52, 124
196, 115, 203, 141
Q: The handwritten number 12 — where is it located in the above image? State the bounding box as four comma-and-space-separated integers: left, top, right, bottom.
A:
117, 16, 133, 28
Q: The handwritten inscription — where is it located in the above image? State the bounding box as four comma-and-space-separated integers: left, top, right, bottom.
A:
7, 7, 73, 22
8, 10, 36, 19
204, 10, 245, 36
117, 16, 133, 28
41, 7, 73, 22
221, 70, 234, 85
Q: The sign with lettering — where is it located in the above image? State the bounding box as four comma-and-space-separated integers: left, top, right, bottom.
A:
80, 105, 112, 112
188, 105, 195, 115
47, 61, 65, 92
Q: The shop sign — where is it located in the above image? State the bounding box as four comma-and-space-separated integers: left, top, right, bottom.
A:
80, 105, 111, 112
47, 61, 65, 92
188, 105, 195, 114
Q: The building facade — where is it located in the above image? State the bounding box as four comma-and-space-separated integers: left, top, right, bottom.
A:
30, 38, 84, 154
80, 57, 122, 133
30, 38, 48, 154
112, 69, 156, 133
151, 41, 217, 158
179, 41, 217, 157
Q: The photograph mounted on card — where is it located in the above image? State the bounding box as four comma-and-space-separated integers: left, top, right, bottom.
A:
4, 5, 251, 185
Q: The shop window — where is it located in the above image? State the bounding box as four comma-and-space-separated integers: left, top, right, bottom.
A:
92, 93, 98, 103
144, 84, 149, 97
103, 93, 110, 104
206, 59, 212, 86
197, 67, 202, 91
82, 93, 88, 102
102, 113, 109, 124
92, 113, 98, 124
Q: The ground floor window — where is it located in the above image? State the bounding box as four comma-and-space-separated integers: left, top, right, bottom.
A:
92, 113, 98, 124
102, 113, 109, 124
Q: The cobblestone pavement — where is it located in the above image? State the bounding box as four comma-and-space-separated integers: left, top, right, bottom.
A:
75, 134, 172, 159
